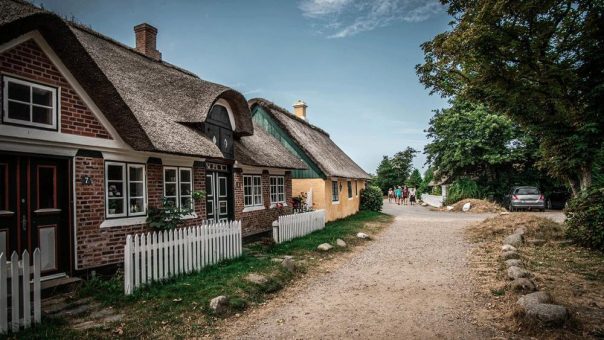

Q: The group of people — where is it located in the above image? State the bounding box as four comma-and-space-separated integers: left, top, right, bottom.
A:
388, 185, 416, 205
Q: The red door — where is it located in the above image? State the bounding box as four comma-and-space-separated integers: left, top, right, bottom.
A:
0, 154, 71, 275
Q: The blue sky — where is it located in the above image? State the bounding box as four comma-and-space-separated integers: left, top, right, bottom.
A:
32, 0, 450, 175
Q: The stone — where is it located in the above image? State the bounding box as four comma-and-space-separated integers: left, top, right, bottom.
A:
507, 266, 531, 280
336, 239, 347, 247
527, 239, 546, 246
525, 304, 568, 326
281, 257, 295, 272
505, 259, 522, 267
502, 250, 520, 260
514, 226, 527, 235
209, 296, 229, 314
421, 202, 429, 207
446, 206, 454, 211
503, 233, 524, 247
245, 273, 269, 285
317, 243, 333, 251
509, 278, 537, 292
517, 291, 552, 309
500, 211, 510, 215
501, 244, 517, 252
356, 232, 370, 239
462, 202, 471, 212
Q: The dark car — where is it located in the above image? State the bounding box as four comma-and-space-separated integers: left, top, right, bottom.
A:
503, 186, 545, 212
546, 190, 571, 210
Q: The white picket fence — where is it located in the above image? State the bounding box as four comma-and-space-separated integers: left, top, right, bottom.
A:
124, 220, 242, 295
273, 210, 326, 244
0, 249, 41, 334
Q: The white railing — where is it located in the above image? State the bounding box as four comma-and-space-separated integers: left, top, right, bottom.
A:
0, 249, 41, 334
273, 210, 326, 244
124, 220, 242, 295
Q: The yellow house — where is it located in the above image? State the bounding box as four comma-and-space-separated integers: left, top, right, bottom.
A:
249, 99, 370, 221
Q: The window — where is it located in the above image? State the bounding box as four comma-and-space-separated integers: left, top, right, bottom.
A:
270, 176, 285, 203
332, 180, 339, 202
347, 180, 353, 199
163, 167, 193, 210
355, 180, 358, 196
3, 76, 57, 129
243, 175, 263, 207
105, 162, 146, 218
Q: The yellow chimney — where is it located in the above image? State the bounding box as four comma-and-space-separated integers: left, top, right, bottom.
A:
293, 100, 307, 120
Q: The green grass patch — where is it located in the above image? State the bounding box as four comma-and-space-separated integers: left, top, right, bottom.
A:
9, 211, 392, 339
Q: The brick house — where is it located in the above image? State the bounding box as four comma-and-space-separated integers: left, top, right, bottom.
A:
250, 99, 370, 222
0, 0, 305, 279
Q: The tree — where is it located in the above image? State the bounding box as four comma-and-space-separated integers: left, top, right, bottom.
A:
417, 0, 604, 194
391, 147, 418, 185
374, 156, 397, 193
406, 169, 423, 188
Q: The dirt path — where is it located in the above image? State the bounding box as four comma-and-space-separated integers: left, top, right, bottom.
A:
223, 203, 555, 339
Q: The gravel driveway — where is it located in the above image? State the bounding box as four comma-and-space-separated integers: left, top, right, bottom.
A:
225, 203, 563, 339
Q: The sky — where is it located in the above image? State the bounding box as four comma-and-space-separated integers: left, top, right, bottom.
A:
31, 0, 451, 175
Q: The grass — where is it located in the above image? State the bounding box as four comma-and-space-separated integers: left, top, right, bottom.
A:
6, 211, 392, 339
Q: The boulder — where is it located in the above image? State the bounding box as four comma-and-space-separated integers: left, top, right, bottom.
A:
527, 239, 546, 246
507, 266, 531, 280
356, 232, 370, 239
503, 233, 524, 247
462, 202, 471, 212
514, 226, 527, 235
505, 259, 522, 268
245, 273, 268, 285
209, 296, 229, 314
336, 239, 347, 247
524, 304, 568, 327
517, 291, 552, 309
502, 251, 520, 260
446, 206, 454, 211
509, 278, 537, 292
501, 244, 517, 252
281, 257, 295, 272
317, 243, 333, 251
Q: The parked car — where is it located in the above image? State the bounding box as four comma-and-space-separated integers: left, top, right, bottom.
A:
546, 190, 571, 210
504, 186, 545, 212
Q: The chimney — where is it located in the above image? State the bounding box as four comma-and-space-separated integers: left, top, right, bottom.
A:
134, 23, 161, 61
293, 100, 307, 120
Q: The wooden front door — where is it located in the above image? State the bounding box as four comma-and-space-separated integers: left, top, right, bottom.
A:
205, 163, 233, 222
0, 154, 71, 275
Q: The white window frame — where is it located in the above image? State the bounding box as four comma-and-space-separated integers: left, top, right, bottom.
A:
270, 176, 285, 204
2, 76, 58, 129
163, 167, 193, 210
347, 180, 353, 199
331, 180, 340, 203
127, 164, 146, 217
243, 175, 263, 208
105, 161, 147, 218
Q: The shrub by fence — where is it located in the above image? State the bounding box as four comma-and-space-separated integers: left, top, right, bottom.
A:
273, 210, 326, 244
124, 220, 242, 295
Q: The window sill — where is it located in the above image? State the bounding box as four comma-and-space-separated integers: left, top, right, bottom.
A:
182, 213, 198, 220
242, 205, 265, 213
332, 201, 340, 205
100, 216, 148, 228
348, 197, 354, 201
269, 203, 288, 209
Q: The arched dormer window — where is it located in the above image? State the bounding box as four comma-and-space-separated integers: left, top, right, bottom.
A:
205, 103, 234, 159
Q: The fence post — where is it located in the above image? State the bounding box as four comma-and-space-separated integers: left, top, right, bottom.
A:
10, 252, 19, 333
0, 253, 6, 332
124, 235, 132, 295
22, 250, 30, 328
33, 249, 41, 324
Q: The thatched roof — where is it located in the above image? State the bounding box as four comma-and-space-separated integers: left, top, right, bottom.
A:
235, 122, 307, 170
0, 0, 253, 158
249, 98, 370, 179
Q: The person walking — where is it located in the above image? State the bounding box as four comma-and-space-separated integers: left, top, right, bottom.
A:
403, 185, 409, 205
395, 186, 402, 205
409, 187, 416, 205
387, 188, 394, 203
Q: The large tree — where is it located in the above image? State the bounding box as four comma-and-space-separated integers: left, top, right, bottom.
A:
375, 156, 398, 193
391, 147, 418, 186
417, 0, 604, 194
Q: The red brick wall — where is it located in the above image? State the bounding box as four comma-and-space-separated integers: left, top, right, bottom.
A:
234, 169, 293, 236
0, 39, 112, 139
75, 157, 207, 269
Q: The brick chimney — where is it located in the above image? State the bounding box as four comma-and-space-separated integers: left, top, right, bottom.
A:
293, 100, 307, 120
134, 23, 161, 61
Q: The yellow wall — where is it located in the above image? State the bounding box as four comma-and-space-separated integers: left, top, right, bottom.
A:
293, 178, 366, 222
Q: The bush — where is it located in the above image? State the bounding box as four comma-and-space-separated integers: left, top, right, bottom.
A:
566, 187, 604, 251
445, 178, 483, 205
360, 186, 383, 212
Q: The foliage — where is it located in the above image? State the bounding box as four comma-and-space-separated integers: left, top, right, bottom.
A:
192, 191, 205, 202
566, 187, 604, 251
147, 198, 193, 230
391, 147, 418, 185
360, 186, 384, 212
445, 178, 483, 205
431, 185, 442, 196
417, 0, 604, 193
373, 147, 418, 193
406, 169, 422, 188
418, 167, 434, 194
374, 156, 397, 194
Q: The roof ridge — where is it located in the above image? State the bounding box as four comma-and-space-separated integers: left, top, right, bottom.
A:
250, 98, 330, 137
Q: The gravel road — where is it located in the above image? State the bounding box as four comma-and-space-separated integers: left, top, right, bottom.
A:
225, 203, 563, 339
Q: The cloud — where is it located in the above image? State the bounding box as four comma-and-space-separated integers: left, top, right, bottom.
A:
299, 0, 443, 38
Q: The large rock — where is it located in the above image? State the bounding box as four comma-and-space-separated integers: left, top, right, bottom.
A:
517, 291, 552, 309
462, 202, 471, 212
525, 304, 568, 327
501, 244, 517, 252
505, 259, 522, 268
356, 232, 370, 239
514, 226, 527, 235
446, 206, 454, 211
317, 243, 333, 251
281, 257, 295, 272
209, 296, 229, 314
507, 266, 531, 280
336, 239, 347, 247
509, 278, 537, 292
502, 250, 520, 260
503, 233, 524, 247
245, 273, 268, 285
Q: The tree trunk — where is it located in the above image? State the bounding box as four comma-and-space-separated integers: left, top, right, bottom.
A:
579, 166, 593, 191
568, 178, 580, 197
